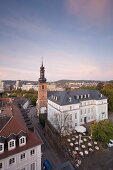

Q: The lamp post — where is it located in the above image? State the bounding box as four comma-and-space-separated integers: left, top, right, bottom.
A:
79, 134, 82, 149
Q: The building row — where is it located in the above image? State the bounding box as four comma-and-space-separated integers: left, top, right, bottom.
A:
0, 98, 42, 170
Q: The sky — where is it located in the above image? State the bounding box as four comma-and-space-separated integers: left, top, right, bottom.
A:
0, 0, 113, 81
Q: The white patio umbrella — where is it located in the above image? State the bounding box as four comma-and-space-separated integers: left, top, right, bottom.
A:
75, 126, 86, 133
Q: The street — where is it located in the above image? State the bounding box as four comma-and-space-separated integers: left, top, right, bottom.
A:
27, 106, 65, 170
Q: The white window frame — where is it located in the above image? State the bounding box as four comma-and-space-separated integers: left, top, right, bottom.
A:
19, 136, 26, 147
8, 139, 16, 151
30, 162, 36, 170
0, 162, 4, 169
0, 143, 4, 154
30, 149, 35, 156
20, 153, 26, 160
9, 157, 16, 166
21, 168, 26, 170
75, 113, 77, 119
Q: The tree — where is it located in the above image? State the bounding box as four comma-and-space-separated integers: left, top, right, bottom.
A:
101, 89, 113, 112
31, 96, 37, 106
91, 120, 113, 144
39, 114, 46, 128
96, 82, 104, 90
52, 112, 72, 135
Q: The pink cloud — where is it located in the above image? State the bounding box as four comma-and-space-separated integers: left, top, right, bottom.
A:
0, 67, 37, 80
66, 0, 112, 24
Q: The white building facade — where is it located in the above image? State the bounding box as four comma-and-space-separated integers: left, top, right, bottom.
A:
21, 84, 38, 91
48, 90, 108, 132
0, 145, 41, 170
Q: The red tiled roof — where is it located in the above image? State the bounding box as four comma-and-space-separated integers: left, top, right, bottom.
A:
0, 99, 43, 160
0, 116, 27, 137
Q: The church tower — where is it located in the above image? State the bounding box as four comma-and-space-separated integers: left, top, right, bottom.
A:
37, 60, 47, 116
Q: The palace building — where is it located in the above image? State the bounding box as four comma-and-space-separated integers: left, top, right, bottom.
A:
48, 90, 108, 133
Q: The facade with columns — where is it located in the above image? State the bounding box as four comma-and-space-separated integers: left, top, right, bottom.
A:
36, 62, 47, 116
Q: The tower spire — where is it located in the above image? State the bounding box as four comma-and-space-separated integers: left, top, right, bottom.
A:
39, 57, 46, 83
41, 56, 43, 67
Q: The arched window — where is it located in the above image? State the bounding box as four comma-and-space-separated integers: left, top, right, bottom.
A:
42, 85, 44, 89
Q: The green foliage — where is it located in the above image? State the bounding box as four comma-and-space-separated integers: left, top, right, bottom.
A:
39, 114, 46, 128
101, 88, 113, 112
96, 82, 104, 90
91, 120, 113, 144
31, 96, 37, 106
81, 85, 96, 90
8, 89, 38, 105
10, 92, 17, 97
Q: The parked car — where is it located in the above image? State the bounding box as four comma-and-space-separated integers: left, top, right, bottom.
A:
107, 139, 113, 147
43, 160, 52, 170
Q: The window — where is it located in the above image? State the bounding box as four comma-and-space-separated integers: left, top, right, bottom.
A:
30, 149, 35, 156
19, 137, 26, 146
84, 95, 86, 98
0, 145, 3, 152
81, 110, 82, 115
88, 94, 90, 98
8, 140, 15, 151
20, 153, 25, 160
69, 114, 72, 121
31, 163, 35, 170
9, 158, 15, 166
21, 168, 25, 170
76, 95, 79, 99
81, 118, 82, 122
9, 141, 14, 148
42, 85, 44, 89
81, 95, 83, 99
0, 163, 2, 169
75, 113, 77, 119
20, 138, 25, 144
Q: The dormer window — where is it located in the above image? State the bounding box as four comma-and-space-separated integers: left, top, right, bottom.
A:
88, 94, 90, 98
0, 137, 5, 154
84, 95, 86, 98
69, 97, 72, 103
19, 136, 26, 147
81, 95, 83, 99
7, 134, 16, 151
76, 95, 79, 99
0, 144, 4, 154
18, 131, 27, 147
9, 140, 15, 147
8, 139, 16, 151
